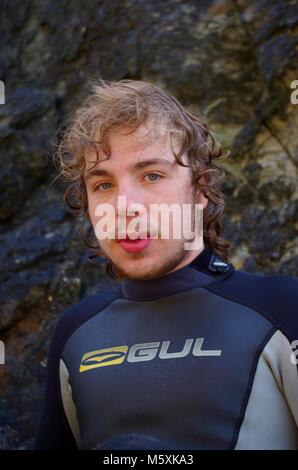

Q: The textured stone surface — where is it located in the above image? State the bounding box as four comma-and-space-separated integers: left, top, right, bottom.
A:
0, 0, 297, 449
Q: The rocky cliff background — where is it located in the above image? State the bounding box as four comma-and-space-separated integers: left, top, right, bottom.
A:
0, 0, 297, 449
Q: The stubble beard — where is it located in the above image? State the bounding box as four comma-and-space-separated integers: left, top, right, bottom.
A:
98, 187, 200, 281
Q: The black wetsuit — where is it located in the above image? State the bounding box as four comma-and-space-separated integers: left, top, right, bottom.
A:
35, 246, 298, 450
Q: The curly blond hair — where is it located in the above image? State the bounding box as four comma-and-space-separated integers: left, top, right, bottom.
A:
54, 78, 231, 279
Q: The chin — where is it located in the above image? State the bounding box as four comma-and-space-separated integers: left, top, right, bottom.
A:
119, 268, 153, 281
118, 263, 159, 281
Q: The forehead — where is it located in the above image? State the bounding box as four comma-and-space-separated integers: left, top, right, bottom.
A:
84, 123, 183, 171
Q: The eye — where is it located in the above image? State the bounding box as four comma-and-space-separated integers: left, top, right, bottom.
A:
94, 182, 112, 192
144, 173, 164, 182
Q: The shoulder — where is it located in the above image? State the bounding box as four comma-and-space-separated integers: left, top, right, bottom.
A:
205, 269, 298, 342
47, 286, 121, 362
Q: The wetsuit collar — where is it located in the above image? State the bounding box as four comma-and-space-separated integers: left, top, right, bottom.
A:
121, 246, 234, 301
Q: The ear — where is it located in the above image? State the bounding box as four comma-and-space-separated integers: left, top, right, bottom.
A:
198, 192, 208, 210
195, 189, 208, 210
193, 172, 209, 210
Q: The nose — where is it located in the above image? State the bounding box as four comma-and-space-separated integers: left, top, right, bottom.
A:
114, 180, 145, 219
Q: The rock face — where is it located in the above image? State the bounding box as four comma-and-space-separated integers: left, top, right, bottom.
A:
0, 0, 297, 449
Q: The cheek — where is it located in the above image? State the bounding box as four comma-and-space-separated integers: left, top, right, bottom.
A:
87, 200, 97, 225
86, 190, 101, 219
87, 201, 104, 233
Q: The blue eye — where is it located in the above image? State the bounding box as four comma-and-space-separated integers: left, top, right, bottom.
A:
95, 182, 112, 191
145, 173, 163, 182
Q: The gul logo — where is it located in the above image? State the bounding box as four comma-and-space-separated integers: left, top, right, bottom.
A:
80, 345, 128, 372
79, 338, 222, 372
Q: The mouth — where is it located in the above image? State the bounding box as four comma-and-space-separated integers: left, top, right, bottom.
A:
117, 233, 152, 253
117, 232, 151, 240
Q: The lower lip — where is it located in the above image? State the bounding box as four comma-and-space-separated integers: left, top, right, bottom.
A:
117, 237, 151, 253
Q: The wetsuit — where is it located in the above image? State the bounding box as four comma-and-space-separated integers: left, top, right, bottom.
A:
35, 246, 298, 450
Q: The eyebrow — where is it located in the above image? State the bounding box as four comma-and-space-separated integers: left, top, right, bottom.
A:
84, 158, 174, 181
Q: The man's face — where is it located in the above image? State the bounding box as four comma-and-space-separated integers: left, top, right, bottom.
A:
84, 123, 208, 280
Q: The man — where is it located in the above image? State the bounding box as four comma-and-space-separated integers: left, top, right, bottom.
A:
35, 79, 298, 450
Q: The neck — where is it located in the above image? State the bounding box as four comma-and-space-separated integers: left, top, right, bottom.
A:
164, 244, 205, 276
120, 246, 234, 301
